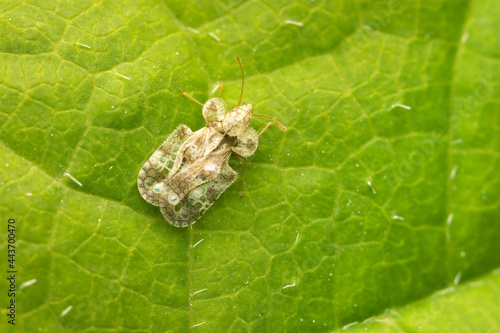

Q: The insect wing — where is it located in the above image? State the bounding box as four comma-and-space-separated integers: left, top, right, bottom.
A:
164, 137, 234, 200
160, 160, 238, 227
137, 124, 193, 206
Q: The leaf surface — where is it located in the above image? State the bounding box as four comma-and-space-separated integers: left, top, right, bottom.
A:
0, 0, 499, 332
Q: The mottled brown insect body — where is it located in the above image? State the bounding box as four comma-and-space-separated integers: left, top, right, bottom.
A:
138, 58, 285, 227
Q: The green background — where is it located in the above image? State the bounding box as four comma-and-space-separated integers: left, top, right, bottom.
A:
1, 0, 499, 332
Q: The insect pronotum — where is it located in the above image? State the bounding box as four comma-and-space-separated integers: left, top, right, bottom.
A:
137, 57, 286, 227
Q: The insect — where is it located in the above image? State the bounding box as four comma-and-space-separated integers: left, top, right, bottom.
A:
137, 57, 286, 227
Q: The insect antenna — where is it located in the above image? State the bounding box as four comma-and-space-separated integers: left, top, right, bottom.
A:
236, 56, 245, 106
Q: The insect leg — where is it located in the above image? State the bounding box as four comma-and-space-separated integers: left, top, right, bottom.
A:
234, 155, 247, 198
258, 122, 274, 137
254, 114, 287, 137
179, 88, 204, 106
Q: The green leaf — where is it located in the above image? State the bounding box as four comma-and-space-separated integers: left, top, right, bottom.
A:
1, 0, 499, 332
346, 271, 500, 332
